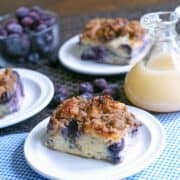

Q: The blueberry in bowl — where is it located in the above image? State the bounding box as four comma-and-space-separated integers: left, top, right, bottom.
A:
0, 6, 60, 64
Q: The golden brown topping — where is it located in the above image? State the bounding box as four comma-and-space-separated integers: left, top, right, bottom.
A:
125, 20, 145, 39
0, 68, 17, 97
48, 96, 141, 140
80, 18, 144, 43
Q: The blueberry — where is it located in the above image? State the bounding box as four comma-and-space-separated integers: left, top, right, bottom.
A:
108, 83, 119, 90
93, 78, 108, 91
27, 52, 40, 64
131, 128, 138, 135
0, 92, 10, 104
93, 46, 107, 59
5, 18, 18, 27
0, 24, 4, 29
41, 14, 50, 21
101, 84, 119, 99
81, 46, 108, 61
51, 85, 69, 106
4, 35, 28, 57
6, 23, 23, 34
23, 27, 31, 34
102, 88, 117, 99
80, 92, 93, 99
118, 44, 132, 58
56, 85, 69, 97
79, 82, 94, 93
111, 156, 121, 164
0, 26, 7, 36
21, 17, 33, 27
36, 23, 47, 32
46, 16, 56, 27
21, 37, 30, 52
29, 11, 40, 24
108, 139, 125, 155
52, 94, 66, 106
81, 47, 96, 60
32, 35, 51, 55
16, 7, 30, 19
0, 31, 7, 37
68, 120, 79, 140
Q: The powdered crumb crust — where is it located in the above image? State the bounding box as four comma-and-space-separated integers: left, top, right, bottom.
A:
48, 96, 141, 140
80, 18, 144, 43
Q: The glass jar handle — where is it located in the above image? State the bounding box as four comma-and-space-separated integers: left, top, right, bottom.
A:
175, 6, 180, 45
175, 6, 180, 18
178, 36, 180, 47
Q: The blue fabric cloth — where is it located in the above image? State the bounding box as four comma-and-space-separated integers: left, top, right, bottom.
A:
0, 112, 179, 180
0, 133, 46, 180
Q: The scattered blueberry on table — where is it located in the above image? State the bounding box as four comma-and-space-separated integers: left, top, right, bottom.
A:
80, 92, 94, 100
51, 85, 70, 106
79, 82, 94, 93
0, 6, 60, 65
79, 78, 120, 100
51, 79, 120, 106
93, 78, 109, 91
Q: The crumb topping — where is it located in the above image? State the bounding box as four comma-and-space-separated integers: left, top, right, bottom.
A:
48, 96, 141, 140
80, 18, 144, 43
0, 68, 17, 97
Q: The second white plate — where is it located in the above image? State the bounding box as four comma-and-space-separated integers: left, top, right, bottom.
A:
59, 35, 150, 75
0, 68, 54, 128
24, 106, 165, 180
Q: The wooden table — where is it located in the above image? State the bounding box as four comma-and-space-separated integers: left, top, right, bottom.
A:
0, 0, 178, 16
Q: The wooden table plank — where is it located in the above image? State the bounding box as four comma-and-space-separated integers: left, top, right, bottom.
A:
0, 0, 177, 16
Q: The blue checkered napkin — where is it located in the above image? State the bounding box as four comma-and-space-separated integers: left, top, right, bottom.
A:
127, 112, 180, 180
0, 133, 46, 180
0, 112, 179, 180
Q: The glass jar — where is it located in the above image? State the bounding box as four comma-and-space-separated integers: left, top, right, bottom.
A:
124, 11, 180, 112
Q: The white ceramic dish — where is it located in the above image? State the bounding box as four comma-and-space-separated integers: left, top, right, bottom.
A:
24, 106, 165, 180
59, 35, 150, 75
0, 68, 54, 128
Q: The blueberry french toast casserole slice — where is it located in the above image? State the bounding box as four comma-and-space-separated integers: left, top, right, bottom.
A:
46, 95, 141, 164
0, 68, 24, 117
80, 18, 148, 65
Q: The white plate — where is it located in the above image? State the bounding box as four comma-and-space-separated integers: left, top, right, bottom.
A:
24, 106, 165, 180
59, 35, 150, 75
0, 68, 54, 128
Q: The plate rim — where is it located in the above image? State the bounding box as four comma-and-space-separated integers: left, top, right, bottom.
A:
24, 106, 165, 180
0, 68, 54, 128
